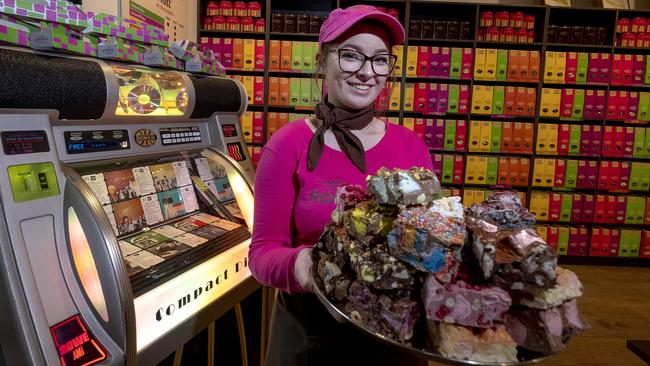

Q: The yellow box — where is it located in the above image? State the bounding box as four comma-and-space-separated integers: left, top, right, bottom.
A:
406, 46, 418, 77
465, 156, 479, 184
543, 158, 556, 187
469, 120, 482, 152
242, 75, 254, 104
530, 191, 550, 220
243, 38, 255, 70
539, 88, 553, 117
485, 48, 498, 81
403, 83, 415, 111
537, 123, 549, 154
389, 82, 401, 111
241, 111, 253, 143
550, 88, 562, 117
480, 121, 492, 152
537, 225, 548, 241
476, 155, 489, 184
392, 45, 403, 74
474, 48, 487, 80
544, 51, 556, 82
463, 189, 475, 206
403, 117, 414, 131
555, 51, 567, 82
482, 85, 494, 114
533, 158, 546, 187
471, 85, 483, 114
547, 123, 558, 154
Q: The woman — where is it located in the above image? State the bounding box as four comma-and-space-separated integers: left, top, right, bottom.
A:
249, 5, 433, 366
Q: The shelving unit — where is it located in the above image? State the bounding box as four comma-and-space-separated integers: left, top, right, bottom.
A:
199, 0, 650, 266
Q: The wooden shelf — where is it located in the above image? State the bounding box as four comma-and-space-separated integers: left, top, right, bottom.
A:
199, 29, 265, 38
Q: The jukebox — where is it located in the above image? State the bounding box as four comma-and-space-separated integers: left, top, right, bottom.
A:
0, 46, 257, 366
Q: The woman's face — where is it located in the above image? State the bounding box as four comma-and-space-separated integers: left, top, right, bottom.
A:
322, 32, 390, 110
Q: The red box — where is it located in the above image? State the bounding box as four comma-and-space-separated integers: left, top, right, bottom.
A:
598, 161, 610, 190
554, 159, 566, 188
437, 84, 449, 114
646, 197, 650, 225
591, 125, 602, 156
565, 52, 578, 83
415, 83, 428, 113
620, 161, 631, 192
640, 231, 650, 258
456, 120, 467, 151
576, 160, 589, 189
429, 47, 440, 76
633, 54, 645, 85
418, 46, 429, 77
615, 196, 627, 224
459, 85, 470, 113
610, 229, 621, 256
624, 126, 636, 157
561, 88, 574, 118
599, 53, 611, 83
587, 161, 598, 189
621, 54, 634, 85
606, 195, 617, 223
611, 54, 624, 85
432, 154, 443, 178
618, 91, 629, 120
602, 126, 614, 157
453, 155, 465, 184
549, 193, 562, 221
580, 125, 591, 155
568, 227, 580, 256
253, 76, 264, 105
547, 227, 559, 251
252, 111, 264, 143
594, 195, 607, 222
578, 227, 589, 255
601, 229, 612, 256
595, 90, 607, 119
609, 161, 621, 192
628, 91, 639, 120
590, 228, 602, 256
607, 91, 618, 120
413, 118, 425, 140
582, 194, 595, 222
254, 39, 265, 69
571, 194, 584, 222
461, 48, 473, 80
614, 126, 625, 157
557, 124, 570, 156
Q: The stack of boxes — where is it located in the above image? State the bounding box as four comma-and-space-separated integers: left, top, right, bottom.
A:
477, 10, 536, 43
203, 0, 264, 32
201, 37, 267, 71
616, 16, 650, 48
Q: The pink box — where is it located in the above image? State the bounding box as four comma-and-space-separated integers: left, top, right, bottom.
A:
415, 83, 428, 113
618, 91, 630, 120
610, 162, 622, 192
594, 195, 607, 223
210, 38, 222, 61
606, 196, 617, 223
607, 90, 618, 120
252, 111, 264, 143
599, 53, 611, 83
633, 54, 645, 85
591, 125, 602, 156
571, 194, 584, 222
461, 48, 473, 80
588, 53, 599, 83
431, 119, 445, 149
565, 52, 578, 83
456, 120, 467, 151
624, 126, 636, 157
615, 196, 627, 224
439, 47, 451, 78
417, 46, 429, 77
628, 91, 639, 120
561, 89, 574, 118
620, 54, 635, 85
429, 47, 440, 77
549, 193, 562, 221
558, 124, 570, 156
595, 90, 607, 119
598, 161, 610, 191
554, 159, 566, 188
583, 89, 596, 119
586, 160, 598, 189
620, 161, 631, 191
578, 227, 589, 255
437, 84, 449, 113
576, 160, 589, 189
453, 155, 465, 184
459, 85, 470, 113
610, 54, 624, 85
611, 229, 621, 256
424, 119, 436, 148
614, 126, 625, 157
432, 154, 443, 177
253, 76, 264, 105
581, 194, 595, 222
568, 227, 580, 256
427, 83, 438, 113
580, 125, 591, 155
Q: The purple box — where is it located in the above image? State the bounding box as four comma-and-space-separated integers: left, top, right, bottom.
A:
633, 55, 645, 85
580, 125, 591, 156
598, 53, 611, 83
439, 47, 451, 78
424, 119, 436, 148
437, 84, 449, 113
427, 83, 438, 114
571, 195, 584, 223
591, 126, 602, 156
429, 47, 440, 77
568, 228, 580, 256
431, 119, 445, 150
581, 194, 595, 222
586, 161, 599, 189
583, 90, 595, 119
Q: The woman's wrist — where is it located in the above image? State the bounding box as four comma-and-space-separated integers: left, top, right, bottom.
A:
294, 247, 314, 292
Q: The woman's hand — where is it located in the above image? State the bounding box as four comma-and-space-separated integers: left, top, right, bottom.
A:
294, 247, 346, 322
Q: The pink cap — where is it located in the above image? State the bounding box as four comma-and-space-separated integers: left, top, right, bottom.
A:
319, 5, 405, 48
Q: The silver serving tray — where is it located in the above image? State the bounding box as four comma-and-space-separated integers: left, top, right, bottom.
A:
313, 281, 553, 366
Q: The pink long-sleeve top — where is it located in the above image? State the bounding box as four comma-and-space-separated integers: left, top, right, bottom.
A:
249, 119, 434, 293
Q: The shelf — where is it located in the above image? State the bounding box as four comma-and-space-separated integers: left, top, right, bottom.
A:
270, 32, 319, 39
541, 82, 609, 90
475, 41, 543, 49
558, 255, 650, 267
589, 222, 650, 229
225, 67, 265, 74
267, 105, 315, 112
407, 38, 474, 45
545, 43, 613, 51
405, 76, 471, 83
463, 183, 528, 190
404, 110, 470, 118
466, 150, 533, 157
531, 186, 600, 194
608, 84, 650, 91
614, 46, 650, 55
199, 29, 265, 38
535, 153, 599, 161
538, 116, 605, 123
600, 155, 650, 162
439, 182, 464, 188
469, 114, 536, 121
268, 69, 316, 76
473, 79, 539, 87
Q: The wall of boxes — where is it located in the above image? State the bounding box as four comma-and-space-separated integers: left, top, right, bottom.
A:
199, 1, 650, 263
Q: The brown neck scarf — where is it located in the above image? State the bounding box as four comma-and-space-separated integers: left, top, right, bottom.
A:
307, 96, 375, 173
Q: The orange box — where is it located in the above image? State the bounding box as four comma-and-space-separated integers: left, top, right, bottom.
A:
280, 40, 292, 70
268, 77, 280, 105
512, 122, 524, 151
523, 123, 535, 153
279, 77, 290, 105
507, 50, 519, 80
232, 38, 245, 68
504, 86, 517, 115
269, 40, 281, 70
514, 87, 527, 116
267, 112, 279, 139
525, 88, 537, 116
508, 157, 520, 186
518, 158, 531, 186
498, 156, 510, 185
519, 50, 530, 80
501, 121, 513, 152
529, 51, 540, 81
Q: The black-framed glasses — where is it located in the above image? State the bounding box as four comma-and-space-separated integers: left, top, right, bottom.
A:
331, 48, 397, 76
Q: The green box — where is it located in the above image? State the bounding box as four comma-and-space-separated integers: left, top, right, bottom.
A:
619, 230, 641, 257
576, 53, 589, 84
492, 86, 505, 114
491, 121, 502, 152
450, 48, 462, 79
486, 156, 499, 185
571, 89, 584, 119
641, 163, 650, 192
618, 230, 632, 256
565, 160, 578, 189
447, 84, 460, 113
291, 41, 302, 70
441, 155, 454, 184
639, 92, 650, 122
312, 79, 322, 106
302, 41, 314, 72
569, 125, 581, 155
8, 162, 60, 202
444, 120, 456, 150
557, 227, 570, 255
645, 127, 650, 156
560, 193, 573, 222
634, 127, 646, 157
625, 197, 640, 224
496, 49, 508, 81
630, 162, 643, 191
299, 78, 312, 107
289, 77, 301, 106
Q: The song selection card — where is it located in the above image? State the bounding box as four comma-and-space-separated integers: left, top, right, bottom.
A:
190, 212, 220, 224
158, 188, 186, 220
125, 231, 170, 249
150, 163, 178, 192
113, 198, 146, 236
145, 240, 193, 259
195, 158, 212, 181
124, 250, 164, 270
140, 194, 164, 225
173, 232, 208, 247
104, 169, 139, 203
152, 224, 186, 238
179, 185, 199, 213
132, 166, 156, 196
192, 225, 227, 240
211, 219, 241, 231
172, 217, 207, 232
103, 205, 119, 236
118, 240, 140, 256
124, 259, 144, 276
172, 161, 192, 187
82, 173, 111, 205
